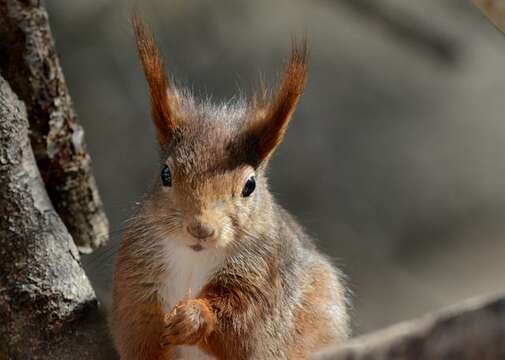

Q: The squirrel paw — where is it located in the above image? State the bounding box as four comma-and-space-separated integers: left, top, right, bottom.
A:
161, 299, 215, 347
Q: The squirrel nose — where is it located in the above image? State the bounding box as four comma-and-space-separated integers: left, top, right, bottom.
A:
187, 221, 215, 240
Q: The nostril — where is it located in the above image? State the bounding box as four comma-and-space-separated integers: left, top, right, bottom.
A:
187, 222, 215, 240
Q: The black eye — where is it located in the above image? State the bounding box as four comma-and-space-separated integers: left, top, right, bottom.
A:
242, 176, 256, 197
161, 165, 172, 187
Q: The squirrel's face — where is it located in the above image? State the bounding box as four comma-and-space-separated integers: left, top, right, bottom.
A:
147, 118, 266, 251
132, 17, 307, 252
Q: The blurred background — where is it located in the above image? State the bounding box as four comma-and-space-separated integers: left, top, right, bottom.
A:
46, 0, 505, 336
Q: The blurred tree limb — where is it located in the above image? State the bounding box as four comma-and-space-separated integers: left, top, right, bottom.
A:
474, 0, 505, 33
313, 294, 505, 360
336, 0, 460, 64
0, 0, 108, 253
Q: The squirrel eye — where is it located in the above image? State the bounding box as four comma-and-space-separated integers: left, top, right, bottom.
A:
161, 165, 172, 187
242, 176, 256, 197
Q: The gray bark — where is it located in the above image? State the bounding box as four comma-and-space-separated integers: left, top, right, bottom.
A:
0, 76, 116, 359
313, 294, 505, 360
0, 0, 108, 253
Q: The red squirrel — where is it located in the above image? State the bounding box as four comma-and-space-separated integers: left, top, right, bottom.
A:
111, 16, 350, 360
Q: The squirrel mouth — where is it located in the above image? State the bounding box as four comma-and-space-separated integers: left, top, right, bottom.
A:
189, 244, 204, 252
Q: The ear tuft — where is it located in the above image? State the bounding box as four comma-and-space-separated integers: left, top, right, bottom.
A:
252, 41, 308, 162
132, 15, 178, 145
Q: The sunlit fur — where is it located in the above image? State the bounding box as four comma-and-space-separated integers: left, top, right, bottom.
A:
111, 17, 350, 360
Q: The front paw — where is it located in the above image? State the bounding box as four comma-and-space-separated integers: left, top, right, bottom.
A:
161, 299, 215, 346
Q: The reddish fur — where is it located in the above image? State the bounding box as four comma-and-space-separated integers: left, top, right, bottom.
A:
112, 236, 173, 360
196, 283, 263, 359
111, 16, 349, 360
132, 16, 178, 145
162, 298, 216, 346
251, 42, 308, 161
289, 266, 348, 358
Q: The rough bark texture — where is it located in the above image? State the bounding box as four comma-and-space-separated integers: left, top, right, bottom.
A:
313, 294, 505, 360
0, 0, 108, 253
0, 76, 116, 359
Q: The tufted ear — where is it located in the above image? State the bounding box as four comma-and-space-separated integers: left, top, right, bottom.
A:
249, 42, 308, 163
132, 16, 180, 146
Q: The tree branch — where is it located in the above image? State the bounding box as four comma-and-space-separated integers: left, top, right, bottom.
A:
0, 0, 108, 253
337, 0, 460, 64
313, 294, 505, 360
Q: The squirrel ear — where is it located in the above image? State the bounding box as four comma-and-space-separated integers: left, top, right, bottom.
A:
132, 16, 179, 146
249, 42, 308, 163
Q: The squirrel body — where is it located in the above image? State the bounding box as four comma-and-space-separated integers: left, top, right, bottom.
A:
111, 17, 350, 360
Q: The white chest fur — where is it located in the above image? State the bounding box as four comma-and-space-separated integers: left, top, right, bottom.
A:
158, 240, 224, 360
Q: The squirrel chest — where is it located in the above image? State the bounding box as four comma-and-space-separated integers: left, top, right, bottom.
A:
158, 241, 225, 359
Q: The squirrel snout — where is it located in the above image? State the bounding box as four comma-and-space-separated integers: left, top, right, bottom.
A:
187, 221, 215, 240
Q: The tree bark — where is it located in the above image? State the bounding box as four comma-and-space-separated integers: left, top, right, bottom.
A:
313, 294, 505, 360
0, 1, 114, 355
0, 0, 108, 253
0, 75, 116, 359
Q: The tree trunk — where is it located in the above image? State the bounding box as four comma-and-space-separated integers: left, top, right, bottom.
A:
0, 76, 116, 359
0, 0, 108, 253
0, 1, 114, 357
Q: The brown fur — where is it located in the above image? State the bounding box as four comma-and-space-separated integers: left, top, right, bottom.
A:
162, 298, 216, 346
111, 17, 350, 360
132, 15, 179, 145
113, 237, 173, 360
250, 42, 308, 162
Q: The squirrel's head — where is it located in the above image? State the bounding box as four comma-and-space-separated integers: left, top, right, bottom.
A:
133, 17, 307, 252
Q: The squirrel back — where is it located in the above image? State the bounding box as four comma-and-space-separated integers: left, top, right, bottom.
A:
111, 16, 350, 360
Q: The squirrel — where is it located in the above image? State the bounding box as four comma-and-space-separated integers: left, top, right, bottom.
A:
111, 16, 350, 360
